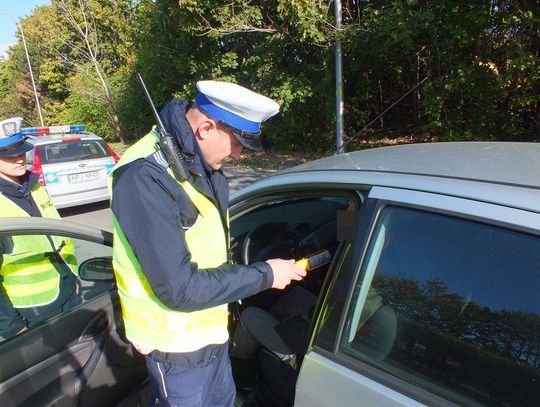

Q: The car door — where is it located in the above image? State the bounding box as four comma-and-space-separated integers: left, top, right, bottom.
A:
228, 185, 364, 404
0, 217, 146, 407
296, 187, 540, 407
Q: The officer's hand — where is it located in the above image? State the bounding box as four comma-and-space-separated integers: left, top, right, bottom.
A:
266, 259, 307, 290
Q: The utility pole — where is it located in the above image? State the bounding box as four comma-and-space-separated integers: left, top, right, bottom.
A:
334, 0, 344, 154
0, 11, 44, 127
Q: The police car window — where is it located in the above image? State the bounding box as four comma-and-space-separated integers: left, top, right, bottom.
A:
0, 233, 113, 342
341, 207, 540, 407
38, 141, 108, 164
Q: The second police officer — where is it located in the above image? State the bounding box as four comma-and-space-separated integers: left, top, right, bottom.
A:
0, 117, 78, 340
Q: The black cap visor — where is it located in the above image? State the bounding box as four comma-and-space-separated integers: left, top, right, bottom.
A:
232, 131, 263, 152
0, 139, 34, 157
219, 122, 262, 152
213, 118, 262, 151
219, 121, 262, 151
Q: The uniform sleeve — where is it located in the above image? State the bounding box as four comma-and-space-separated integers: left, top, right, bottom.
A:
0, 243, 26, 340
111, 161, 273, 312
0, 286, 26, 340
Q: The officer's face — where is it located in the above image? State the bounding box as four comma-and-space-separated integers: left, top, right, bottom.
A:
0, 153, 27, 184
202, 123, 243, 170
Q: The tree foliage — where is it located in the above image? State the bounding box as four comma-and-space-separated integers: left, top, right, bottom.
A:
0, 0, 537, 149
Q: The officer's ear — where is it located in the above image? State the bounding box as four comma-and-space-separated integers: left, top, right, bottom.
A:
195, 119, 218, 141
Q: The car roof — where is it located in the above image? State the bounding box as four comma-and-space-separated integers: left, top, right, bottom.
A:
231, 142, 540, 215
282, 142, 540, 190
29, 132, 102, 145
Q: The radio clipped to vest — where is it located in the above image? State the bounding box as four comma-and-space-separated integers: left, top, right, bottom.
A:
137, 73, 190, 182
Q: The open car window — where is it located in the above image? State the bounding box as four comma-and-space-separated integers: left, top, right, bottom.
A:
231, 194, 359, 265
229, 190, 362, 404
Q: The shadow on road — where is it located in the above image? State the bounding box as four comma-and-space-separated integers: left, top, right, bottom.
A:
58, 200, 110, 217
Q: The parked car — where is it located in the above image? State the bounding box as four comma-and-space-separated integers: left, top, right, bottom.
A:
23, 125, 119, 209
228, 142, 540, 407
1, 142, 539, 406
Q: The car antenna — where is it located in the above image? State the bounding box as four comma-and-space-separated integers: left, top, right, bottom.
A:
335, 76, 429, 154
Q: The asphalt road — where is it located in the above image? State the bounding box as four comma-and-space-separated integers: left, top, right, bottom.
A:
59, 166, 277, 231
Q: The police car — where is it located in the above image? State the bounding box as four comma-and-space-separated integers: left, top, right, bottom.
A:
23, 125, 119, 208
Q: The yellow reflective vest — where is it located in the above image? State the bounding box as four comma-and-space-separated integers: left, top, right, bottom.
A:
0, 182, 77, 308
109, 130, 229, 354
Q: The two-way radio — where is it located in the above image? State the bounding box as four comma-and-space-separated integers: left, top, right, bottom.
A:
137, 73, 189, 182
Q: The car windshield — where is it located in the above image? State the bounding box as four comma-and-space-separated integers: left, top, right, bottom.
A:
37, 140, 109, 164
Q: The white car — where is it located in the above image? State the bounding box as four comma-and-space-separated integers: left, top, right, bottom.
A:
23, 125, 119, 208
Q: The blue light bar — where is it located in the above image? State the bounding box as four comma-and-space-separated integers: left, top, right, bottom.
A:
69, 124, 85, 133
21, 124, 86, 136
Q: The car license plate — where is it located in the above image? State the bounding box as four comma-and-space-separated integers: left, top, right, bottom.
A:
67, 171, 99, 183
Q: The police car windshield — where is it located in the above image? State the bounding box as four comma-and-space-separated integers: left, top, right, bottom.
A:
37, 140, 110, 164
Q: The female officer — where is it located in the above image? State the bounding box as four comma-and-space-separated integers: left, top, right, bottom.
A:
0, 117, 78, 340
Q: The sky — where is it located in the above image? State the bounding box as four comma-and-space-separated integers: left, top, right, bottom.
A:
0, 0, 51, 58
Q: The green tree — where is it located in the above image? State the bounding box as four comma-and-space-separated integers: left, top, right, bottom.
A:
2, 0, 537, 148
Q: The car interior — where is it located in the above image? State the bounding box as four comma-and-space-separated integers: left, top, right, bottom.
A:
228, 191, 362, 406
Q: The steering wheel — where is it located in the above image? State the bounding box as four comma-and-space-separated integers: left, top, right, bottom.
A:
241, 223, 299, 264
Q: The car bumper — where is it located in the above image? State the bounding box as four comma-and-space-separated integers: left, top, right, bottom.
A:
49, 187, 110, 209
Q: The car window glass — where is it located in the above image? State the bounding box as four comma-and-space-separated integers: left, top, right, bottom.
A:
38, 140, 109, 164
0, 233, 113, 342
341, 207, 540, 407
313, 241, 355, 351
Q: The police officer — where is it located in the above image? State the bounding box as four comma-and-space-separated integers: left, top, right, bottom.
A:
110, 81, 306, 406
0, 117, 78, 340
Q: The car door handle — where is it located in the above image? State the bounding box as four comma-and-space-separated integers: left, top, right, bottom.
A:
78, 311, 109, 342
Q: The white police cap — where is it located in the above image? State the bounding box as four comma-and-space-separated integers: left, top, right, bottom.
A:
195, 80, 280, 151
0, 117, 23, 137
0, 117, 33, 157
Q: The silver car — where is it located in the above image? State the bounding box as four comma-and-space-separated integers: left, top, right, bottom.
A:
1, 142, 538, 406
228, 142, 540, 407
24, 126, 119, 208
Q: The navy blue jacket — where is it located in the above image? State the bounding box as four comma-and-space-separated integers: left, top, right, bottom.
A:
111, 99, 273, 365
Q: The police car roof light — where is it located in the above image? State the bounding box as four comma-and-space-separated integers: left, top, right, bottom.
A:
21, 124, 86, 136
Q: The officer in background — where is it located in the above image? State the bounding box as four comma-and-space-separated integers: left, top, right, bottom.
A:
110, 81, 306, 406
0, 117, 78, 340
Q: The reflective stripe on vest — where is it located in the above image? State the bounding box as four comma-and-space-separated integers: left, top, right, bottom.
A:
0, 183, 77, 308
109, 131, 229, 353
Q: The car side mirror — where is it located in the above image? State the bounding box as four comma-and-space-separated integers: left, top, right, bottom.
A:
79, 257, 115, 282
